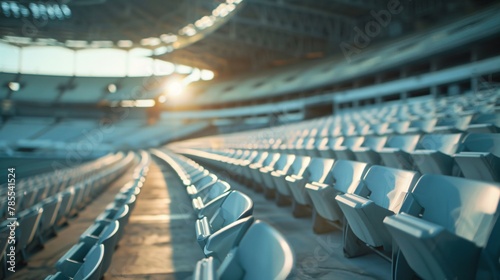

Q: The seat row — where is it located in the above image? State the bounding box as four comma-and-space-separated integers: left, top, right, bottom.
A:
45, 151, 150, 280
0, 152, 137, 279
0, 152, 131, 221
151, 149, 295, 280
174, 147, 500, 280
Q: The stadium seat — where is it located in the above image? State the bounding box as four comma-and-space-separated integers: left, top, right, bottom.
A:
36, 196, 62, 243
186, 174, 218, 198
305, 160, 371, 233
383, 175, 500, 280
378, 135, 421, 170
192, 181, 231, 213
193, 220, 294, 280
411, 133, 463, 175
352, 136, 387, 165
454, 133, 500, 182
272, 156, 311, 206
331, 137, 365, 160
286, 158, 335, 217
195, 191, 253, 248
259, 154, 296, 199
203, 216, 255, 262
16, 207, 43, 261
335, 166, 420, 252
78, 220, 119, 276
50, 243, 104, 280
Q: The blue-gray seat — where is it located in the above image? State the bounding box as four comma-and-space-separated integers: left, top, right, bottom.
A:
333, 136, 365, 160
272, 156, 311, 205
383, 175, 500, 280
56, 188, 75, 226
196, 191, 253, 249
286, 158, 335, 217
49, 243, 104, 280
378, 135, 420, 170
336, 166, 420, 251
193, 220, 294, 280
192, 181, 231, 212
351, 136, 387, 165
306, 160, 371, 224
78, 220, 119, 276
16, 207, 43, 261
95, 205, 129, 241
454, 133, 500, 182
259, 154, 296, 198
36, 196, 62, 243
411, 133, 463, 175
186, 174, 218, 198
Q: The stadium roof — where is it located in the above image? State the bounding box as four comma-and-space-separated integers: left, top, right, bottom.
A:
0, 0, 495, 76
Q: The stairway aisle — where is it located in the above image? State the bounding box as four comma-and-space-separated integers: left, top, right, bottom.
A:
106, 160, 203, 279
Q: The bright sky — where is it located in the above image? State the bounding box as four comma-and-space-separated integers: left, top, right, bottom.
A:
0, 42, 213, 79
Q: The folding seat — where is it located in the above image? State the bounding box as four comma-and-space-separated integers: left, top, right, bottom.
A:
433, 115, 473, 133
75, 220, 119, 276
187, 169, 210, 186
404, 118, 437, 134
332, 136, 365, 160
259, 154, 296, 199
351, 136, 387, 165
317, 137, 344, 159
114, 193, 137, 212
48, 243, 104, 280
454, 133, 500, 182
192, 181, 231, 213
193, 220, 294, 280
383, 175, 500, 280
239, 152, 269, 184
286, 158, 335, 217
411, 133, 463, 175
467, 113, 500, 133
95, 205, 129, 241
195, 191, 253, 249
36, 196, 62, 243
378, 134, 421, 170
272, 156, 311, 206
305, 160, 371, 233
335, 166, 420, 254
249, 153, 280, 191
186, 174, 218, 198
15, 207, 43, 261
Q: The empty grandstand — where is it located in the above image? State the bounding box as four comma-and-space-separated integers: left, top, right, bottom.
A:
0, 0, 499, 279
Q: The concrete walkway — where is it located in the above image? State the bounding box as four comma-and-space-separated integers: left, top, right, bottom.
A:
106, 160, 203, 279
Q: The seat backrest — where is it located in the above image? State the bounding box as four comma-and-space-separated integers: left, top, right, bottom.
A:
202, 181, 231, 203
339, 136, 364, 149
361, 136, 387, 151
408, 175, 500, 247
289, 156, 311, 176
211, 191, 254, 229
415, 133, 463, 155
462, 133, 500, 157
232, 220, 293, 280
385, 135, 421, 152
363, 166, 420, 213
328, 137, 344, 149
73, 244, 104, 280
262, 153, 280, 168
273, 154, 296, 172
332, 160, 370, 194
249, 152, 268, 165
307, 158, 335, 183
195, 174, 217, 189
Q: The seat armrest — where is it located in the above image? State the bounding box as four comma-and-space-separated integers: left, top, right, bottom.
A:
193, 257, 217, 280
196, 217, 212, 247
